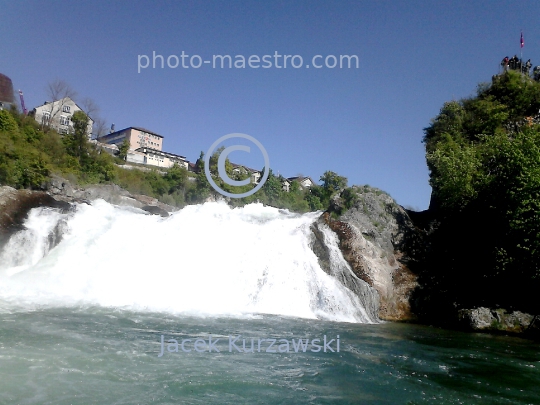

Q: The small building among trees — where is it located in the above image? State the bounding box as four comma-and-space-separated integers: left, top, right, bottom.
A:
30, 96, 93, 138
287, 176, 315, 190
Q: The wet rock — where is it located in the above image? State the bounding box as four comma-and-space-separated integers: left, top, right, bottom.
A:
458, 307, 536, 333
309, 221, 332, 274
132, 194, 157, 206
0, 186, 71, 250
142, 205, 169, 217
458, 307, 495, 330
309, 218, 380, 322
318, 186, 423, 321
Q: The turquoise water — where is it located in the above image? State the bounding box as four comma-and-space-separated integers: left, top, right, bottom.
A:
1, 308, 538, 404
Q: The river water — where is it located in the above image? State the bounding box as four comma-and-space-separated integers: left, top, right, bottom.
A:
0, 309, 539, 404
0, 201, 538, 404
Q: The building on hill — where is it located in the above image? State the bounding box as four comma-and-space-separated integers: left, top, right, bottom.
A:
30, 97, 93, 138
98, 126, 188, 169
0, 73, 15, 111
188, 162, 199, 173
98, 126, 164, 151
287, 176, 315, 190
281, 178, 291, 192
90, 140, 119, 156
130, 147, 188, 169
231, 163, 262, 184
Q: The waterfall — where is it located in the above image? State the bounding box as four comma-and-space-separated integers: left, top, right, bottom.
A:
0, 200, 380, 323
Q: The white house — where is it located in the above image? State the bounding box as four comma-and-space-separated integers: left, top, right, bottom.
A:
30, 97, 93, 138
287, 176, 315, 190
231, 164, 262, 184
130, 147, 188, 169
281, 178, 291, 192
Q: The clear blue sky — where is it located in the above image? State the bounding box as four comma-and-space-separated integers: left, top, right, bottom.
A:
2, 0, 540, 209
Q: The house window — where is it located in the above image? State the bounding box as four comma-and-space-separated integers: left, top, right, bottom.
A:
59, 128, 68, 134
60, 116, 70, 126
62, 105, 71, 113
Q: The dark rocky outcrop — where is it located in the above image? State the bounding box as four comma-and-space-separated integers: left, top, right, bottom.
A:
458, 307, 540, 337
404, 193, 540, 338
142, 205, 169, 217
310, 186, 426, 321
0, 186, 71, 250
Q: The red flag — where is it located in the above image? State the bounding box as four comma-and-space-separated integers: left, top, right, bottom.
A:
521, 32, 524, 48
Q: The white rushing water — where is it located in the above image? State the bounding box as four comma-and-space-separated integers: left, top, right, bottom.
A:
0, 200, 379, 323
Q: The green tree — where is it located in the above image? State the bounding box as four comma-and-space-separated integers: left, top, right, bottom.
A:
195, 151, 205, 172
164, 163, 188, 193
426, 134, 483, 211
261, 169, 282, 204
186, 153, 211, 203
320, 171, 348, 194
317, 170, 348, 206
64, 110, 90, 162
118, 139, 130, 160
484, 71, 540, 121
208, 146, 234, 178
0, 110, 18, 133
305, 191, 323, 211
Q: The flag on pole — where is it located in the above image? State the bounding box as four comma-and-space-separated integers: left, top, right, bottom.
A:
521, 31, 524, 48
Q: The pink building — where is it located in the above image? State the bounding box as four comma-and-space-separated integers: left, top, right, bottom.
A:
98, 126, 163, 151
97, 126, 188, 169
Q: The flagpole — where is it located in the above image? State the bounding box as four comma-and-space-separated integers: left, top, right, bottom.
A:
520, 30, 524, 74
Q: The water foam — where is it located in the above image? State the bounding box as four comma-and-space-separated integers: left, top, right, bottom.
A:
0, 200, 379, 323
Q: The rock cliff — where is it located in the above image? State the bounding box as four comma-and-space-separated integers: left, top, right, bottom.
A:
311, 186, 425, 321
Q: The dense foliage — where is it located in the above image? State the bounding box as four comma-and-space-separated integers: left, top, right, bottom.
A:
191, 148, 347, 212
416, 70, 540, 317
0, 108, 121, 184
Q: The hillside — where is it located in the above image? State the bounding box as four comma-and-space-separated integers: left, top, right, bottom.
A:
0, 108, 333, 211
